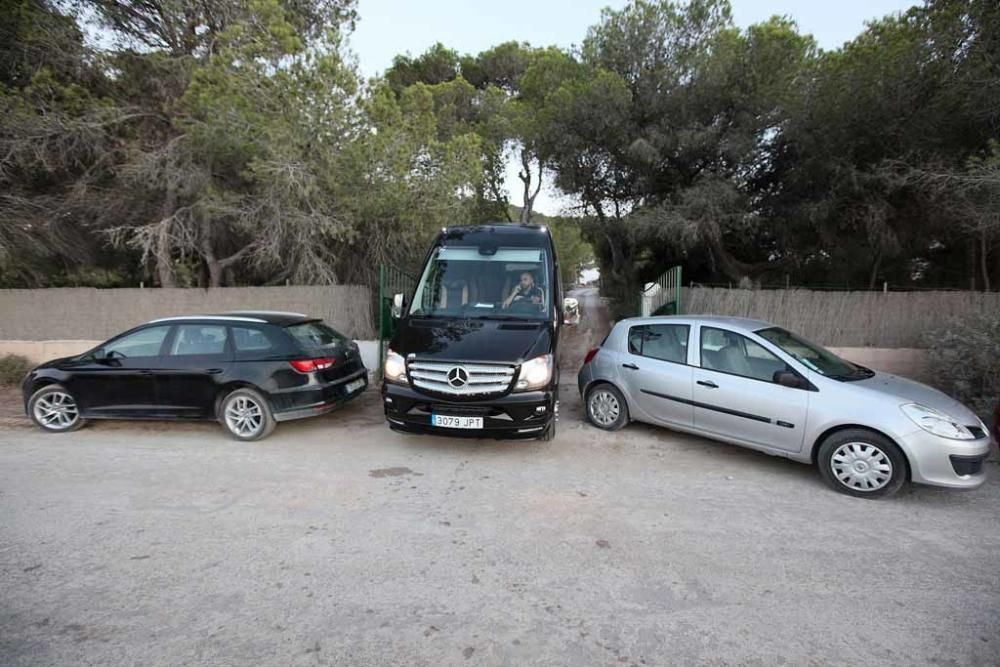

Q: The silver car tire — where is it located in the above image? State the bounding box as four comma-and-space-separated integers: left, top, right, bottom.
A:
585, 383, 628, 431
28, 384, 86, 433
220, 388, 276, 442
817, 429, 907, 499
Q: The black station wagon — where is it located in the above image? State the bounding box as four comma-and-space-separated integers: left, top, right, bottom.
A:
21, 311, 368, 440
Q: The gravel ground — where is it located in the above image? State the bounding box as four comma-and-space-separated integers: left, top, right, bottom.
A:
1, 289, 999, 666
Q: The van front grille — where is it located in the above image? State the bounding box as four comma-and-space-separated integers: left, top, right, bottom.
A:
408, 360, 515, 397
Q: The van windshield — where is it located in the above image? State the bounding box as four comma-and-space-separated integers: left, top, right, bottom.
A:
409, 246, 551, 320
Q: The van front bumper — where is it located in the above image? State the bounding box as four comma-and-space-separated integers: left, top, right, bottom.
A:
381, 382, 555, 439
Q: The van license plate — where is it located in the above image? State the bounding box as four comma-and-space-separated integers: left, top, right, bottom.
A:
345, 378, 366, 394
432, 415, 483, 429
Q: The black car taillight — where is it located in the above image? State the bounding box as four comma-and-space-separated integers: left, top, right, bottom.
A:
288, 358, 335, 373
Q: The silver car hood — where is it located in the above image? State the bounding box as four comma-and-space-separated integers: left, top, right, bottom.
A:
850, 372, 978, 422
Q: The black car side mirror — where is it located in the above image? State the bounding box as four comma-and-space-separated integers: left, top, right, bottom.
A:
773, 370, 806, 389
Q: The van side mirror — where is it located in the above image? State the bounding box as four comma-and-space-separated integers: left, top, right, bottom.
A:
391, 293, 407, 319
773, 370, 806, 389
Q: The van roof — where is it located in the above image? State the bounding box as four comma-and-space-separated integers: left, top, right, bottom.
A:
440, 224, 553, 247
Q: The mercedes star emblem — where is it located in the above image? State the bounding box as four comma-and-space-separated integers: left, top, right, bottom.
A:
447, 366, 469, 388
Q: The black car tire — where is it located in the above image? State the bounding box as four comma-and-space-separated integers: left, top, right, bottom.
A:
540, 418, 556, 442
28, 384, 86, 433
585, 383, 628, 431
219, 388, 276, 441
817, 429, 907, 499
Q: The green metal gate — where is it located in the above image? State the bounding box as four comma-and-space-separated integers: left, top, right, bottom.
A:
641, 265, 682, 316
377, 264, 416, 371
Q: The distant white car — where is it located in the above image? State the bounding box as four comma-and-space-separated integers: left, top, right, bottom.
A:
578, 315, 993, 498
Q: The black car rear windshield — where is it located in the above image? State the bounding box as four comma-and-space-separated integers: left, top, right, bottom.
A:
285, 321, 350, 354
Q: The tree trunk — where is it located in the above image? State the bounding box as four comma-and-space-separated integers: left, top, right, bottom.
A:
198, 217, 224, 288
518, 150, 543, 225
980, 228, 991, 292
156, 184, 178, 288
868, 250, 882, 290
968, 237, 977, 291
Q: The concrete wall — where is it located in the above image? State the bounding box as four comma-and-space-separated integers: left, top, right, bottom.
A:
0, 285, 375, 341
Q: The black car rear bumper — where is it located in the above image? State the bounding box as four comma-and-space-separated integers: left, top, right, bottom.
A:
381, 382, 555, 439
272, 368, 368, 422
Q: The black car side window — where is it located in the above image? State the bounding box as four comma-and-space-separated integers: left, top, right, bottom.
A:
168, 325, 228, 356
232, 327, 275, 353
103, 326, 171, 359
628, 324, 689, 364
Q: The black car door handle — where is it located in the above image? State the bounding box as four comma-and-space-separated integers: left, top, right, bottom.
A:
697, 380, 718, 388
622, 363, 639, 370
206, 368, 224, 375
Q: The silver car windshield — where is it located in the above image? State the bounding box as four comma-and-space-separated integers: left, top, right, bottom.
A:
756, 327, 873, 381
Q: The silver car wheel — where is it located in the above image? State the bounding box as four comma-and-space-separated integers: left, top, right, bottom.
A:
33, 391, 80, 430
225, 395, 264, 438
589, 389, 621, 427
830, 442, 893, 492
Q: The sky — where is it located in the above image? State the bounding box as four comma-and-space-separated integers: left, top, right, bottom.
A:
348, 0, 918, 216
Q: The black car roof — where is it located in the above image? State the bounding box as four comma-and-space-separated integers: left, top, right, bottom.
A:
147, 311, 315, 327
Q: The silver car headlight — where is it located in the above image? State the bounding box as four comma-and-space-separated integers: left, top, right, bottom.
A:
900, 403, 975, 440
514, 354, 553, 392
383, 348, 407, 385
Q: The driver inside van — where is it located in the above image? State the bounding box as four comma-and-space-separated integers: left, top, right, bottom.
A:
503, 271, 543, 309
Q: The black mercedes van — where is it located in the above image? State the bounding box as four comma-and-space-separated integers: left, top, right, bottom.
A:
381, 224, 574, 440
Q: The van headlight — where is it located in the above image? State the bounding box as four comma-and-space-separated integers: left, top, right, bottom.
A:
383, 349, 407, 385
514, 354, 553, 392
901, 403, 975, 440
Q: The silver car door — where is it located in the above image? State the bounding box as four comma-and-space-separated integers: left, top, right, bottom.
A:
618, 323, 694, 428
692, 325, 809, 453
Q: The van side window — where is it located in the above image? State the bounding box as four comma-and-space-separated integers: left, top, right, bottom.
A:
628, 324, 689, 364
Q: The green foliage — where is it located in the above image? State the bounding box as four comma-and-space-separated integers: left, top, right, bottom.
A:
924, 312, 1000, 415
0, 354, 32, 385
3, 0, 998, 303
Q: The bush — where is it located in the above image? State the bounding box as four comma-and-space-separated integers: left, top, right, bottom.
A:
923, 312, 1000, 415
0, 354, 33, 385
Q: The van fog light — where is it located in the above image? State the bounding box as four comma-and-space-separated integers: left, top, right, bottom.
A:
535, 406, 546, 414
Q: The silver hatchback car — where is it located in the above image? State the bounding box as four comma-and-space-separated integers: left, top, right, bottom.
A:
578, 316, 993, 498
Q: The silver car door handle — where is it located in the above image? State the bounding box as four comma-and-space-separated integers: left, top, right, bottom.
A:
622, 363, 639, 370
697, 380, 718, 388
